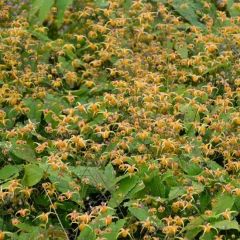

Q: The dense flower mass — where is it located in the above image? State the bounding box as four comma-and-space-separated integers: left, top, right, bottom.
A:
0, 0, 240, 239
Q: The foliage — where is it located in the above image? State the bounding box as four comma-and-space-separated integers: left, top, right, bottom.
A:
0, 0, 240, 239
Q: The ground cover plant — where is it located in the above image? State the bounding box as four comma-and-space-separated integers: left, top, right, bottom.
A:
0, 0, 240, 239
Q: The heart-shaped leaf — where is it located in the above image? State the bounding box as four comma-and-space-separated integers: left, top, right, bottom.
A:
22, 164, 44, 186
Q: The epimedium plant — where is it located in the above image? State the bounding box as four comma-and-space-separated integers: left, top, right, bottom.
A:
0, 0, 240, 239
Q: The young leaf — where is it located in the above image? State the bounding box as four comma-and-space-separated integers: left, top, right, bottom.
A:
175, 44, 188, 59
94, 0, 109, 8
70, 166, 109, 189
38, 0, 54, 23
41, 164, 82, 203
11, 143, 36, 162
144, 175, 167, 197
184, 216, 205, 240
23, 98, 43, 122
128, 207, 149, 221
213, 220, 240, 231
123, 0, 133, 10
199, 191, 211, 212
108, 175, 139, 208
22, 164, 44, 186
104, 163, 116, 183
29, 0, 44, 19
168, 186, 186, 200
15, 223, 39, 233
56, 0, 73, 27
227, 0, 240, 17
30, 29, 50, 41
29, 0, 54, 23
179, 159, 202, 176
102, 219, 126, 240
0, 165, 20, 180
200, 231, 216, 240
43, 94, 68, 115
212, 193, 235, 214
127, 181, 145, 198
170, 0, 205, 28
77, 226, 96, 240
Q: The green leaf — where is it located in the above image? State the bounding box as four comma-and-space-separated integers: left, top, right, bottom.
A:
30, 30, 50, 41
179, 159, 202, 176
200, 231, 216, 240
102, 219, 126, 240
168, 186, 186, 200
22, 164, 44, 186
212, 193, 235, 214
104, 163, 116, 184
41, 164, 82, 203
56, 0, 74, 27
199, 191, 211, 212
202, 62, 231, 76
164, 41, 174, 53
128, 181, 145, 198
44, 94, 68, 115
48, 171, 74, 192
38, 0, 54, 23
227, 0, 240, 17
71, 166, 110, 189
78, 226, 96, 240
184, 105, 199, 122
23, 98, 43, 122
94, 0, 109, 8
192, 182, 204, 194
15, 223, 39, 233
213, 220, 240, 231
184, 216, 205, 240
129, 207, 149, 221
206, 160, 223, 170
11, 143, 36, 162
30, 0, 54, 23
170, 0, 205, 28
128, 205, 162, 227
29, 0, 44, 19
144, 175, 167, 197
181, 105, 200, 135
58, 56, 74, 73
108, 175, 139, 208
0, 165, 20, 180
14, 233, 35, 240
123, 0, 133, 10
175, 44, 188, 58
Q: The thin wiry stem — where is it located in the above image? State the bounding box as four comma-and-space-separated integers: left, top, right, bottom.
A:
44, 189, 69, 240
